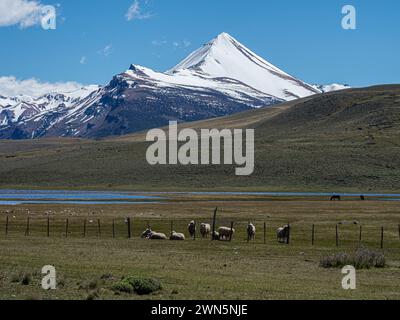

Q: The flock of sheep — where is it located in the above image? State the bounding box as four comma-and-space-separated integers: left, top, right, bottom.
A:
140, 221, 290, 243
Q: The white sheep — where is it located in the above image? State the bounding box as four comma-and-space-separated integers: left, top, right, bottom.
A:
218, 226, 235, 240
247, 223, 256, 241
188, 221, 196, 238
277, 225, 290, 243
200, 223, 211, 238
141, 228, 168, 240
170, 231, 185, 241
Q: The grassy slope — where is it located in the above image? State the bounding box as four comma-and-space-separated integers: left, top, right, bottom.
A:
0, 85, 399, 192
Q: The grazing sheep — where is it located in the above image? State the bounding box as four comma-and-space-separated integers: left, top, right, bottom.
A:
170, 231, 185, 241
247, 223, 256, 241
200, 223, 211, 238
188, 221, 196, 238
141, 228, 168, 240
277, 225, 290, 243
218, 227, 235, 241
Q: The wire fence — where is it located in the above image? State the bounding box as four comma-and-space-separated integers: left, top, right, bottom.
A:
1, 215, 399, 249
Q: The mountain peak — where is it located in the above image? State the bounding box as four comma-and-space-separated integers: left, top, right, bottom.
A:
214, 32, 235, 42
167, 33, 320, 100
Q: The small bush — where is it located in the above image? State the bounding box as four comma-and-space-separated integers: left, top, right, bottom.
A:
112, 277, 162, 295
353, 248, 386, 269
21, 273, 32, 285
320, 248, 385, 269
11, 272, 32, 285
111, 280, 134, 294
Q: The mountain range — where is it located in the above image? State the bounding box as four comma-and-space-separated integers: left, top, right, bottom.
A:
0, 32, 348, 139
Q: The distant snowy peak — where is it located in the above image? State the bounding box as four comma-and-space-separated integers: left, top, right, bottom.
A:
313, 83, 351, 93
0, 85, 100, 108
0, 85, 101, 128
167, 32, 320, 100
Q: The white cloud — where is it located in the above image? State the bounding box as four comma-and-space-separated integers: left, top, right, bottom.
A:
151, 39, 167, 46
152, 39, 191, 49
0, 0, 47, 28
172, 40, 191, 49
125, 0, 153, 21
97, 44, 113, 57
0, 76, 86, 98
80, 56, 87, 65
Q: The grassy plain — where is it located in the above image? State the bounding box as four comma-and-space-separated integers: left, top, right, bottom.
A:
0, 198, 399, 300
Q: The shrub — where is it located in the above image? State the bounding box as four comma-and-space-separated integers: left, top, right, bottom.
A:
111, 279, 134, 294
21, 273, 32, 285
11, 272, 32, 285
112, 277, 162, 295
353, 248, 385, 269
320, 248, 385, 269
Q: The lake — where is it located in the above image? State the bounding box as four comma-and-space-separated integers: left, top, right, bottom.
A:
0, 190, 161, 205
0, 190, 399, 205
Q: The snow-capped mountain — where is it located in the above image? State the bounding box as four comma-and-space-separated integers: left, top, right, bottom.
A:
312, 83, 351, 93
0, 86, 101, 138
167, 33, 319, 100
0, 32, 327, 139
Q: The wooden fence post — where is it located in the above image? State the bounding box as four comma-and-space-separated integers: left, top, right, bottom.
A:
194, 222, 196, 241
170, 221, 173, 235
229, 221, 234, 242
380, 227, 384, 249
112, 219, 115, 238
211, 207, 218, 241
83, 219, 86, 238
398, 224, 400, 240
359, 225, 362, 242
97, 219, 101, 237
5, 216, 9, 236
263, 222, 266, 244
335, 224, 339, 247
311, 224, 315, 246
47, 217, 50, 237
127, 217, 131, 238
65, 219, 69, 238
286, 223, 290, 245
25, 217, 30, 236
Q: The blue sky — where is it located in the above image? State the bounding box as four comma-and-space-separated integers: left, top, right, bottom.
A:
0, 0, 399, 88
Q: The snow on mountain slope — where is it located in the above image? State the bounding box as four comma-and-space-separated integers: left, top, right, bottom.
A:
0, 85, 101, 138
313, 83, 351, 93
167, 33, 321, 100
124, 63, 279, 107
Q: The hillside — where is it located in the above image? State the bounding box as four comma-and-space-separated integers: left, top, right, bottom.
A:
0, 85, 399, 192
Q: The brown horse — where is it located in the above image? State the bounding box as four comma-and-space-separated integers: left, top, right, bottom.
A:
330, 195, 341, 201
